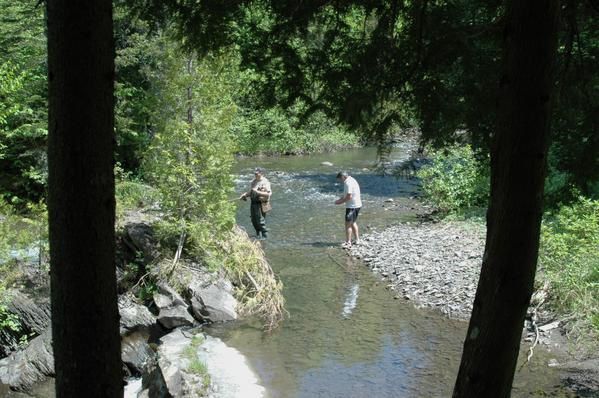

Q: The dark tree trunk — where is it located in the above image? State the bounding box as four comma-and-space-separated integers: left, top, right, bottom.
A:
452, 2, 559, 397
47, 1, 122, 396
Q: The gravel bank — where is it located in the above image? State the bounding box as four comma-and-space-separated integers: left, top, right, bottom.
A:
349, 220, 486, 320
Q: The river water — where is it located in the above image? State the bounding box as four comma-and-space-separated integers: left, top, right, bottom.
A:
205, 147, 563, 398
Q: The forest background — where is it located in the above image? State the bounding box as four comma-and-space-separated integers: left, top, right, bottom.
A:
0, 0, 597, 380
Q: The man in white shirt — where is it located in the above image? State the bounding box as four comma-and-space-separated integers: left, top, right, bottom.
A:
334, 171, 362, 249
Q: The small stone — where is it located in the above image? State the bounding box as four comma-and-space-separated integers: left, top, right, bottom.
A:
539, 321, 560, 332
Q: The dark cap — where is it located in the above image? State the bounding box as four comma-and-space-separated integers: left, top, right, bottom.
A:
254, 167, 264, 174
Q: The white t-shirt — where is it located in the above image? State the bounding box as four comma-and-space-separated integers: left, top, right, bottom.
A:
343, 176, 362, 208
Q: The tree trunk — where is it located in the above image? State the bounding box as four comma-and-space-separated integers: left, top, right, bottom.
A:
47, 1, 122, 396
453, 2, 559, 397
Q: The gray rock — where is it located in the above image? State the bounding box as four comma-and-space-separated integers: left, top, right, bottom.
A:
121, 332, 156, 377
1, 290, 51, 357
124, 222, 158, 264
141, 360, 169, 398
155, 329, 206, 397
0, 329, 54, 392
119, 294, 156, 335
321, 161, 334, 166
154, 284, 194, 330
9, 292, 51, 335
188, 279, 238, 323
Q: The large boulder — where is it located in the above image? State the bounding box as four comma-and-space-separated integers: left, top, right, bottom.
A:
140, 361, 169, 398
188, 278, 238, 323
0, 329, 54, 392
121, 332, 156, 377
7, 290, 51, 335
154, 284, 194, 330
119, 294, 156, 335
123, 222, 158, 264
139, 329, 206, 397
1, 288, 51, 358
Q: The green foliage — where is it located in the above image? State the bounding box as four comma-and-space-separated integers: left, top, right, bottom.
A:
115, 163, 161, 222
0, 199, 48, 268
137, 283, 158, 303
142, 37, 238, 256
417, 145, 489, 214
0, 288, 21, 334
188, 358, 210, 381
232, 104, 359, 155
0, 0, 48, 206
539, 197, 599, 337
113, 2, 161, 173
183, 333, 210, 391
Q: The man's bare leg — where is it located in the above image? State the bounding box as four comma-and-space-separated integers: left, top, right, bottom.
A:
345, 221, 353, 245
352, 223, 360, 244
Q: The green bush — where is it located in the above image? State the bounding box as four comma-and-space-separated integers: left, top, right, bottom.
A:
232, 105, 359, 155
114, 164, 160, 221
539, 197, 599, 337
0, 285, 20, 334
417, 145, 489, 214
0, 200, 47, 268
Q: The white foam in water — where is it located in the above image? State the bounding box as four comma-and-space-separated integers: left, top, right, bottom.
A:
198, 335, 265, 398
341, 283, 360, 318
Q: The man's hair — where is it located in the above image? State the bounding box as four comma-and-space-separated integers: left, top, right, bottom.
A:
336, 171, 348, 179
255, 167, 264, 174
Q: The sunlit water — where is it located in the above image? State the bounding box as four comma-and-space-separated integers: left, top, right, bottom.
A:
205, 147, 563, 398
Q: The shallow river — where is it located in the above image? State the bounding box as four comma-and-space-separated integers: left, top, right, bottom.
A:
206, 147, 563, 398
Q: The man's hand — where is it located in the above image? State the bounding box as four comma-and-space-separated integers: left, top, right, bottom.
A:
239, 193, 247, 201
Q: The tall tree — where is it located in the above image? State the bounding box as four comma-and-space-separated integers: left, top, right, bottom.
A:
453, 1, 560, 396
46, 0, 122, 396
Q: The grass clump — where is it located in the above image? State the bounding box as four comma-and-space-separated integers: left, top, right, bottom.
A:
114, 166, 160, 223
182, 333, 210, 393
152, 222, 286, 332
221, 226, 286, 332
538, 196, 599, 343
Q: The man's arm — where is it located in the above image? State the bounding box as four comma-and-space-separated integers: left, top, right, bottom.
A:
239, 184, 252, 200
335, 193, 352, 205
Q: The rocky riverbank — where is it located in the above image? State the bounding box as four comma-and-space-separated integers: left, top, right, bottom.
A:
348, 218, 599, 396
350, 220, 485, 320
0, 211, 278, 397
